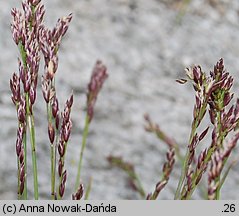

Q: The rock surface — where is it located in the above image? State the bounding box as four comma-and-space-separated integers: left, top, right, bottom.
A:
1, 0, 239, 199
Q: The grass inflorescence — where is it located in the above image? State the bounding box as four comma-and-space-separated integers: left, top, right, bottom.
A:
10, 0, 108, 200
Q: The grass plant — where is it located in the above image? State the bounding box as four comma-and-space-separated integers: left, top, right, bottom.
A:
10, 0, 239, 200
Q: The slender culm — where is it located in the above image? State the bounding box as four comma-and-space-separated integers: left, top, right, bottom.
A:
75, 61, 108, 191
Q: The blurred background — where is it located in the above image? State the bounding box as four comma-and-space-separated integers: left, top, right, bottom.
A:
1, 0, 239, 199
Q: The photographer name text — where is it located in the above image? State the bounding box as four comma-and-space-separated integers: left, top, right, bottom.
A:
2, 203, 117, 214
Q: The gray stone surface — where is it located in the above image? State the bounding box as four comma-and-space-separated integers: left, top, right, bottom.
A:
1, 0, 239, 199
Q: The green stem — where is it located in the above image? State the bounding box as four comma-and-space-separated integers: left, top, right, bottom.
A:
25, 93, 38, 199
28, 112, 39, 199
215, 178, 221, 200
22, 131, 27, 200
216, 112, 224, 148
47, 103, 56, 200
214, 156, 228, 200
174, 120, 197, 199
175, 146, 184, 165
84, 177, 93, 200
54, 126, 58, 199
125, 167, 145, 198
134, 175, 146, 198
50, 144, 55, 199
218, 160, 237, 193
19, 43, 27, 68
75, 114, 90, 190
214, 111, 224, 199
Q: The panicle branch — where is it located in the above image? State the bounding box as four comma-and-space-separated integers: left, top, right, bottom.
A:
72, 184, 84, 200
176, 58, 239, 200
87, 60, 108, 122
57, 94, 73, 199
147, 147, 175, 200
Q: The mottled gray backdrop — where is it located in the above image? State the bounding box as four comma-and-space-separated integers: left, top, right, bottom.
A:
1, 0, 239, 199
